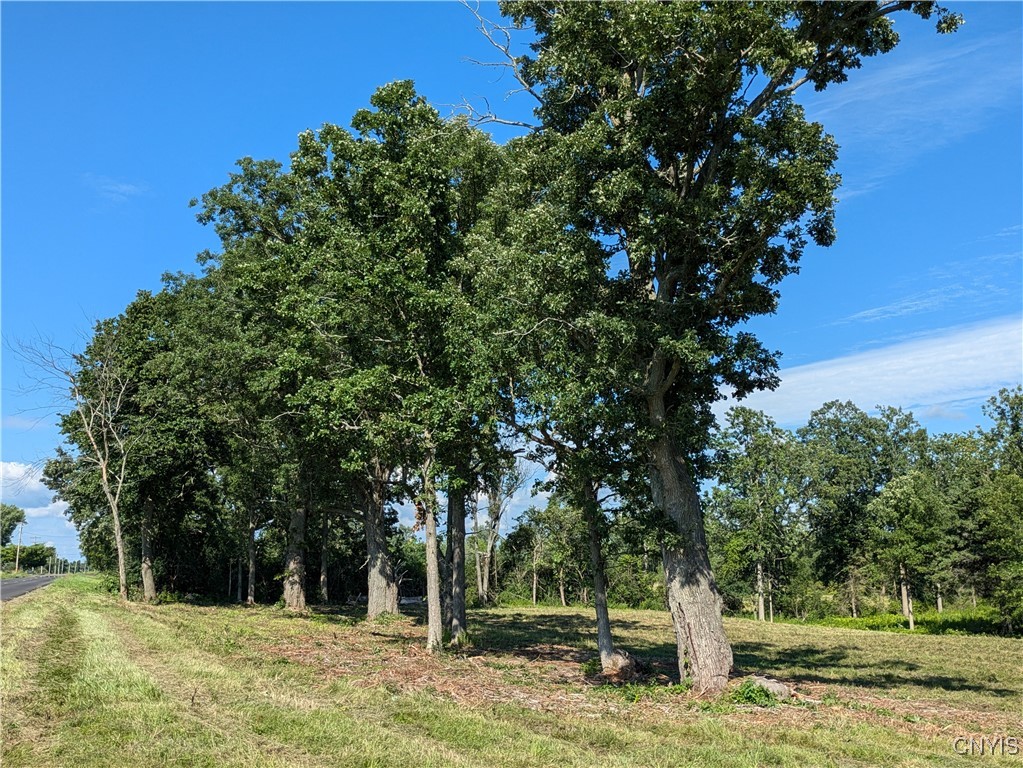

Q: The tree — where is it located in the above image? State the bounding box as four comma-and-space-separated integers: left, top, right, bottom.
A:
0, 504, 26, 548
484, 0, 960, 692
868, 469, 952, 628
195, 80, 504, 638
473, 459, 528, 606
707, 408, 799, 622
1, 542, 55, 570
24, 323, 148, 601
976, 387, 1023, 630
798, 401, 925, 615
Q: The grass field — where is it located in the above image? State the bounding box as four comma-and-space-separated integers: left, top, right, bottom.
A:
2, 575, 1020, 767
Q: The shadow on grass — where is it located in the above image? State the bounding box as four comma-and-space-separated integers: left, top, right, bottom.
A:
465, 609, 682, 681
732, 641, 1019, 697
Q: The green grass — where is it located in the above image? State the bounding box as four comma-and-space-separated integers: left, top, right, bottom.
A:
779, 606, 1007, 636
2, 575, 1021, 767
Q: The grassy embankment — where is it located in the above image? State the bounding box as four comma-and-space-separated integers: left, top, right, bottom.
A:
2, 575, 1020, 767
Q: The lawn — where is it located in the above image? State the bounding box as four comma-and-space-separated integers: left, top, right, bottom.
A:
2, 575, 1020, 767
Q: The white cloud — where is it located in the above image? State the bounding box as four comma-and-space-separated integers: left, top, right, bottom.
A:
25, 500, 69, 520
1, 461, 54, 508
717, 316, 1022, 427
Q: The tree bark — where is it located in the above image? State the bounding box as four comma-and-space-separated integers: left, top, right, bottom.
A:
319, 510, 330, 604
247, 511, 257, 605
531, 547, 539, 606
365, 463, 398, 618
900, 563, 916, 630
849, 568, 859, 619
558, 569, 567, 607
936, 584, 943, 614
282, 500, 306, 611
755, 560, 765, 622
584, 489, 615, 671
424, 497, 444, 653
447, 474, 467, 646
482, 489, 502, 605
108, 493, 128, 600
647, 407, 732, 695
899, 562, 911, 619
474, 527, 485, 604
140, 498, 157, 602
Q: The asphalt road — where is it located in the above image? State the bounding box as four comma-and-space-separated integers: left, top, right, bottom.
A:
0, 574, 58, 602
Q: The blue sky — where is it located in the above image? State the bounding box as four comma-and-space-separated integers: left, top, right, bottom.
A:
2, 2, 1020, 561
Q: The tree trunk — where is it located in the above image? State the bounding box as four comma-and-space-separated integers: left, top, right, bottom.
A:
646, 385, 732, 693
755, 560, 765, 622
282, 501, 306, 611
140, 498, 157, 602
472, 496, 486, 604
558, 569, 567, 607
483, 489, 502, 605
531, 549, 539, 606
936, 584, 943, 614
849, 569, 859, 619
365, 463, 398, 618
971, 585, 977, 609
447, 475, 467, 646
442, 525, 453, 624
319, 510, 330, 604
424, 497, 444, 653
584, 491, 616, 672
474, 543, 485, 605
768, 575, 774, 623
647, 406, 732, 695
247, 512, 257, 605
899, 562, 911, 619
110, 497, 128, 601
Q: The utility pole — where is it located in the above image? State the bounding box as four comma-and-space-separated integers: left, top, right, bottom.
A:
13, 522, 24, 572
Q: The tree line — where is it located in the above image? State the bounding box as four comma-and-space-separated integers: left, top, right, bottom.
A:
28, 2, 973, 693
494, 395, 1023, 635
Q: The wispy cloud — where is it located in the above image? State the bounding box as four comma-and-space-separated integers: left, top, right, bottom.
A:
975, 224, 1023, 244
805, 30, 1021, 193
717, 316, 1022, 428
1, 414, 52, 431
842, 286, 972, 323
837, 249, 1021, 327
82, 173, 149, 202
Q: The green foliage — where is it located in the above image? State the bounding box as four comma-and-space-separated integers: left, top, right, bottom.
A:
0, 504, 26, 547
729, 679, 778, 707
1, 542, 55, 569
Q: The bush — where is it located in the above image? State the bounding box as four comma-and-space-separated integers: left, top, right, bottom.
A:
730, 679, 778, 707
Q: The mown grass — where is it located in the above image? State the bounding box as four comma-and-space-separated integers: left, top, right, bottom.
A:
2, 575, 1020, 767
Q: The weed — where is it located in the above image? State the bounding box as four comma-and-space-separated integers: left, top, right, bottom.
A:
730, 679, 778, 707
